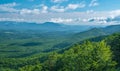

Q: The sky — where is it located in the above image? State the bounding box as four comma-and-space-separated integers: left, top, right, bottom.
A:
0, 0, 120, 25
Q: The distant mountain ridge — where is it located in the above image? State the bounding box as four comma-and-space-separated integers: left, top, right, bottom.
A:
41, 22, 61, 26
0, 21, 102, 33
73, 24, 120, 41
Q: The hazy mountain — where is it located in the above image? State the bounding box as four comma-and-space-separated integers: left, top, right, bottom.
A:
0, 21, 104, 33
103, 24, 120, 33
73, 24, 120, 41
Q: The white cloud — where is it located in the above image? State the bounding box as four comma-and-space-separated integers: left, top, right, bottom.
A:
0, 18, 25, 22
20, 9, 32, 14
0, 3, 48, 14
67, 4, 79, 10
41, 6, 48, 13
89, 0, 99, 7
19, 4, 48, 14
1, 9, 120, 25
33, 9, 40, 14
51, 0, 68, 3
83, 10, 120, 24
20, 9, 40, 15
87, 17, 108, 24
67, 3, 86, 10
34, 4, 48, 13
110, 10, 120, 17
50, 18, 73, 23
87, 14, 120, 24
0, 2, 19, 12
50, 2, 86, 12
51, 6, 65, 12
86, 10, 94, 14
40, 4, 48, 13
0, 2, 17, 7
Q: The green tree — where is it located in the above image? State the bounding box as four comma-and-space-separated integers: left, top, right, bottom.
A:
19, 64, 42, 71
55, 41, 116, 71
43, 52, 60, 71
105, 33, 120, 67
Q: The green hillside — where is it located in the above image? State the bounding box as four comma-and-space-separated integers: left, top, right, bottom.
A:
0, 24, 120, 71
0, 33, 120, 71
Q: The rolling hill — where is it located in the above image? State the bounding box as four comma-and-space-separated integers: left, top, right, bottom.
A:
0, 21, 120, 58
72, 24, 120, 42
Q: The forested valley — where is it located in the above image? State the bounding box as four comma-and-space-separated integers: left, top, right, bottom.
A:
0, 22, 120, 71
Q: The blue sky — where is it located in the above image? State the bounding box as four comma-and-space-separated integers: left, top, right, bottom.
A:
0, 0, 120, 25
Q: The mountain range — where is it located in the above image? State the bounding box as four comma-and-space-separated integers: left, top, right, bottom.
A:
0, 21, 105, 33
0, 21, 120, 58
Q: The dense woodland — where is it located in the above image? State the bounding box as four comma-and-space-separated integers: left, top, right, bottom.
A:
0, 22, 120, 71
0, 33, 120, 71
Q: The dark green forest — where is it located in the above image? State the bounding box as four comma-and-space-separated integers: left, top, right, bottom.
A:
0, 33, 120, 71
0, 22, 120, 71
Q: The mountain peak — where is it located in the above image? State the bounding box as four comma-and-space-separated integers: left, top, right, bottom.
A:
42, 22, 61, 26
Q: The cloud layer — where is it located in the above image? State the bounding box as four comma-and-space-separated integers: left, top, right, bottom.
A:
0, 0, 120, 25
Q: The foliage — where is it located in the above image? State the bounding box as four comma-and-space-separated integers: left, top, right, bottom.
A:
54, 41, 116, 71
19, 64, 42, 71
0, 24, 120, 71
105, 33, 120, 67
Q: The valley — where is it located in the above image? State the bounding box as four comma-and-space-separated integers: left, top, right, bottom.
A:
0, 21, 120, 71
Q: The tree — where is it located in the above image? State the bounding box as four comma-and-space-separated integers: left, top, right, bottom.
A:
19, 64, 42, 71
55, 41, 116, 71
42, 52, 60, 71
105, 33, 120, 67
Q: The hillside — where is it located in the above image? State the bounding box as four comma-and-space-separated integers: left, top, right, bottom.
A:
0, 33, 120, 71
0, 23, 120, 58
0, 22, 120, 71
72, 25, 120, 42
